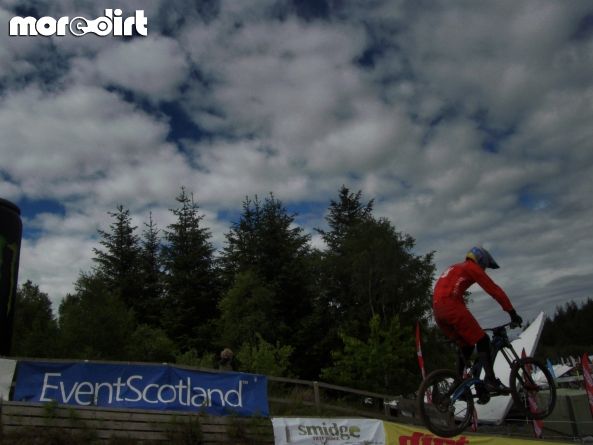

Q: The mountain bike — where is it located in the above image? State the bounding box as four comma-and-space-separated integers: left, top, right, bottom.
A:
417, 322, 556, 438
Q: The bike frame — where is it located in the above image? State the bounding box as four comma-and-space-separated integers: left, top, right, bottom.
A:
489, 325, 522, 368
451, 323, 521, 402
418, 321, 555, 438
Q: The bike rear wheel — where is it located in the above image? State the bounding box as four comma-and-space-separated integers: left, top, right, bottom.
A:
417, 369, 474, 438
509, 357, 556, 419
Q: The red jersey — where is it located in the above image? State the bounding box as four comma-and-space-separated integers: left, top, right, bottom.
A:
433, 259, 513, 311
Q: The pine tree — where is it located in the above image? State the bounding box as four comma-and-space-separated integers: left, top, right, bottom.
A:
161, 187, 219, 353
137, 212, 164, 326
538, 298, 593, 359
219, 194, 318, 377
317, 185, 374, 251
92, 205, 142, 314
222, 194, 312, 285
317, 186, 435, 366
316, 186, 374, 321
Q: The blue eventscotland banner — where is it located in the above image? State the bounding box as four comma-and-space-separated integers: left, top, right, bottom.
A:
13, 361, 268, 416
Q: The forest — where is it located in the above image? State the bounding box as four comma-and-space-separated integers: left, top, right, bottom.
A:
537, 298, 593, 361
9, 186, 592, 397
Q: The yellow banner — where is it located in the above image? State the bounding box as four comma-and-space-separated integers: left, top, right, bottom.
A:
383, 421, 559, 445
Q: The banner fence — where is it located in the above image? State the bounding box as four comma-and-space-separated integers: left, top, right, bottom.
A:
11, 360, 268, 416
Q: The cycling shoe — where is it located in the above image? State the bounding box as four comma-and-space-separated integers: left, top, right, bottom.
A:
475, 386, 491, 405
484, 378, 511, 395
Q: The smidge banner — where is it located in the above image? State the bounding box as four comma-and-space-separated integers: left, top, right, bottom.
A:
13, 361, 268, 416
272, 417, 385, 444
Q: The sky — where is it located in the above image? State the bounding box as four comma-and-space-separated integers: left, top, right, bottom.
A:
1, 0, 592, 329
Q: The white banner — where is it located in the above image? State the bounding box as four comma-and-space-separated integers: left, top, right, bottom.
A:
272, 417, 385, 445
0, 358, 17, 400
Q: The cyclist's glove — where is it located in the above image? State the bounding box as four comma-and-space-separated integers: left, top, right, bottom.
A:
508, 309, 523, 327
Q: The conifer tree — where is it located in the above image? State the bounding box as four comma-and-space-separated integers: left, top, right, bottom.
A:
138, 212, 164, 326
317, 185, 374, 251
219, 194, 318, 377
161, 187, 219, 353
316, 186, 375, 320
318, 186, 435, 361
92, 205, 142, 314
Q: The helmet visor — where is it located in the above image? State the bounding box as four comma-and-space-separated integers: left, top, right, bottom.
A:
467, 246, 500, 269
484, 249, 500, 269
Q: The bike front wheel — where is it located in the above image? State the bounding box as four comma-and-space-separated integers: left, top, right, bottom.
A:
509, 357, 556, 419
417, 369, 475, 438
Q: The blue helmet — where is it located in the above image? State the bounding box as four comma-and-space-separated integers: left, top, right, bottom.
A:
466, 246, 500, 269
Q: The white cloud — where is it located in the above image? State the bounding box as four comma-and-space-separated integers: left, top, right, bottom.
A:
182, 18, 368, 146
0, 7, 49, 80
93, 36, 189, 100
0, 85, 170, 198
20, 235, 97, 308
1, 0, 592, 326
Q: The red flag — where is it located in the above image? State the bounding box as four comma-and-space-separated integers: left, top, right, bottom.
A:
582, 353, 593, 418
416, 322, 432, 404
416, 321, 426, 379
522, 349, 544, 438
471, 407, 478, 432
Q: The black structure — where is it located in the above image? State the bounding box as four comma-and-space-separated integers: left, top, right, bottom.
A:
0, 198, 22, 356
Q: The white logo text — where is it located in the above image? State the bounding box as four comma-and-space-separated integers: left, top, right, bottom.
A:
9, 9, 148, 37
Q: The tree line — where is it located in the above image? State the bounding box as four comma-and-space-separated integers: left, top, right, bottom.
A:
11, 186, 439, 395
12, 185, 591, 395
537, 298, 593, 361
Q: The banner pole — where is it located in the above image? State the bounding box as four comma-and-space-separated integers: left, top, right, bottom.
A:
582, 353, 593, 419
415, 321, 426, 380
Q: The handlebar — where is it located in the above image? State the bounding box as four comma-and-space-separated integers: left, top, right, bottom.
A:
484, 321, 522, 332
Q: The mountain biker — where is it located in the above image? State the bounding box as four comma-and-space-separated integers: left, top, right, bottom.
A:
433, 246, 523, 394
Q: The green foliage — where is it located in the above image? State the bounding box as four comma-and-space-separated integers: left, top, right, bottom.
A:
175, 349, 217, 369
220, 194, 317, 377
137, 212, 165, 326
317, 186, 374, 252
315, 187, 435, 386
218, 270, 277, 348
92, 205, 143, 312
222, 194, 312, 284
11, 281, 59, 357
236, 333, 294, 377
418, 324, 457, 374
537, 298, 593, 360
338, 217, 434, 334
161, 187, 220, 353
57, 273, 135, 360
22, 184, 441, 397
125, 324, 177, 363
320, 315, 417, 395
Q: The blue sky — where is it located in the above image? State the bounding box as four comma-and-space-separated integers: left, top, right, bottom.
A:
1, 0, 593, 328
